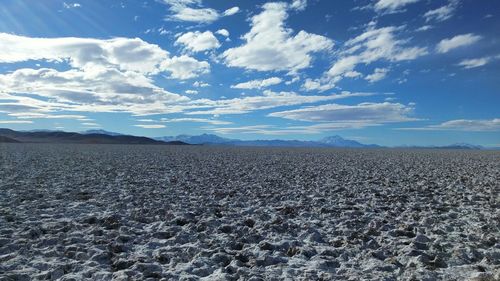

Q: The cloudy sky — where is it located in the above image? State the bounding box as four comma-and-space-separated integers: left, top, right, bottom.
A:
0, 0, 499, 146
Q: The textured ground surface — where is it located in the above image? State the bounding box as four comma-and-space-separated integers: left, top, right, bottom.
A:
0, 144, 499, 281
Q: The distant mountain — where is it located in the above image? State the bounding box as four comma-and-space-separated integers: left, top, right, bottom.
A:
443, 143, 483, 150
0, 128, 187, 145
397, 143, 483, 150
318, 135, 381, 148
156, 134, 234, 144
2, 128, 487, 149
81, 129, 123, 136
155, 134, 379, 148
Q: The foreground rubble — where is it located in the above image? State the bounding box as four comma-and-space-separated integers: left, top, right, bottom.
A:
0, 144, 499, 280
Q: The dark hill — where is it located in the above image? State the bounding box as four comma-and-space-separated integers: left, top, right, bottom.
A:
0, 128, 187, 145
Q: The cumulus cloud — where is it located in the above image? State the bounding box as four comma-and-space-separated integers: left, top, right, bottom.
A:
0, 33, 218, 117
231, 77, 282, 89
162, 0, 239, 23
269, 102, 416, 123
416, 25, 433, 32
160, 55, 210, 79
172, 8, 219, 22
374, 0, 420, 13
193, 81, 210, 87
304, 26, 427, 91
0, 33, 169, 74
223, 7, 239, 16
0, 33, 210, 80
332, 26, 427, 75
215, 29, 229, 37
290, 0, 307, 11
185, 90, 199, 95
457, 56, 498, 69
222, 2, 333, 72
436, 33, 481, 53
0, 67, 189, 116
175, 31, 220, 52
365, 68, 389, 82
302, 78, 338, 92
399, 118, 500, 131
424, 0, 459, 22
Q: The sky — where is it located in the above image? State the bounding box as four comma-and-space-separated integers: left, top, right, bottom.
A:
0, 0, 499, 146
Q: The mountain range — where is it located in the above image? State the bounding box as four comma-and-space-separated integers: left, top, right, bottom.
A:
154, 133, 381, 148
155, 134, 487, 149
0, 128, 185, 145
0, 128, 487, 149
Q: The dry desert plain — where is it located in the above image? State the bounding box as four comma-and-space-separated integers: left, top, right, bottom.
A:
0, 144, 499, 280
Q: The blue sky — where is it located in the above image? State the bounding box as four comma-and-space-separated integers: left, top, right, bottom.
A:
0, 0, 499, 146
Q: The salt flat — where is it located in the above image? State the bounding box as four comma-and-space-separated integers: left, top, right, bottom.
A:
0, 144, 499, 281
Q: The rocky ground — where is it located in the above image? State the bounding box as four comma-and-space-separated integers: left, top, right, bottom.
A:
0, 144, 499, 280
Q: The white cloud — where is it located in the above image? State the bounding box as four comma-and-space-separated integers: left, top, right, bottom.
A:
457, 57, 489, 69
175, 31, 220, 52
457, 55, 500, 69
185, 91, 375, 115
169, 7, 219, 23
193, 81, 210, 87
231, 77, 282, 89
222, 2, 333, 72
160, 55, 210, 79
185, 90, 199, 95
82, 122, 100, 127
207, 122, 381, 135
365, 68, 389, 82
344, 71, 362, 78
223, 7, 239, 16
290, 0, 307, 11
162, 0, 239, 23
269, 102, 416, 123
436, 33, 481, 53
0, 33, 220, 117
374, 0, 420, 12
337, 26, 427, 71
206, 125, 277, 135
216, 29, 229, 37
0, 120, 33, 124
285, 76, 300, 85
63, 2, 81, 9
302, 78, 338, 92
305, 26, 427, 91
9, 113, 87, 120
0, 67, 190, 116
161, 117, 232, 125
398, 118, 500, 131
0, 33, 211, 81
134, 124, 166, 129
0, 33, 168, 74
416, 25, 433, 32
424, 0, 459, 22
